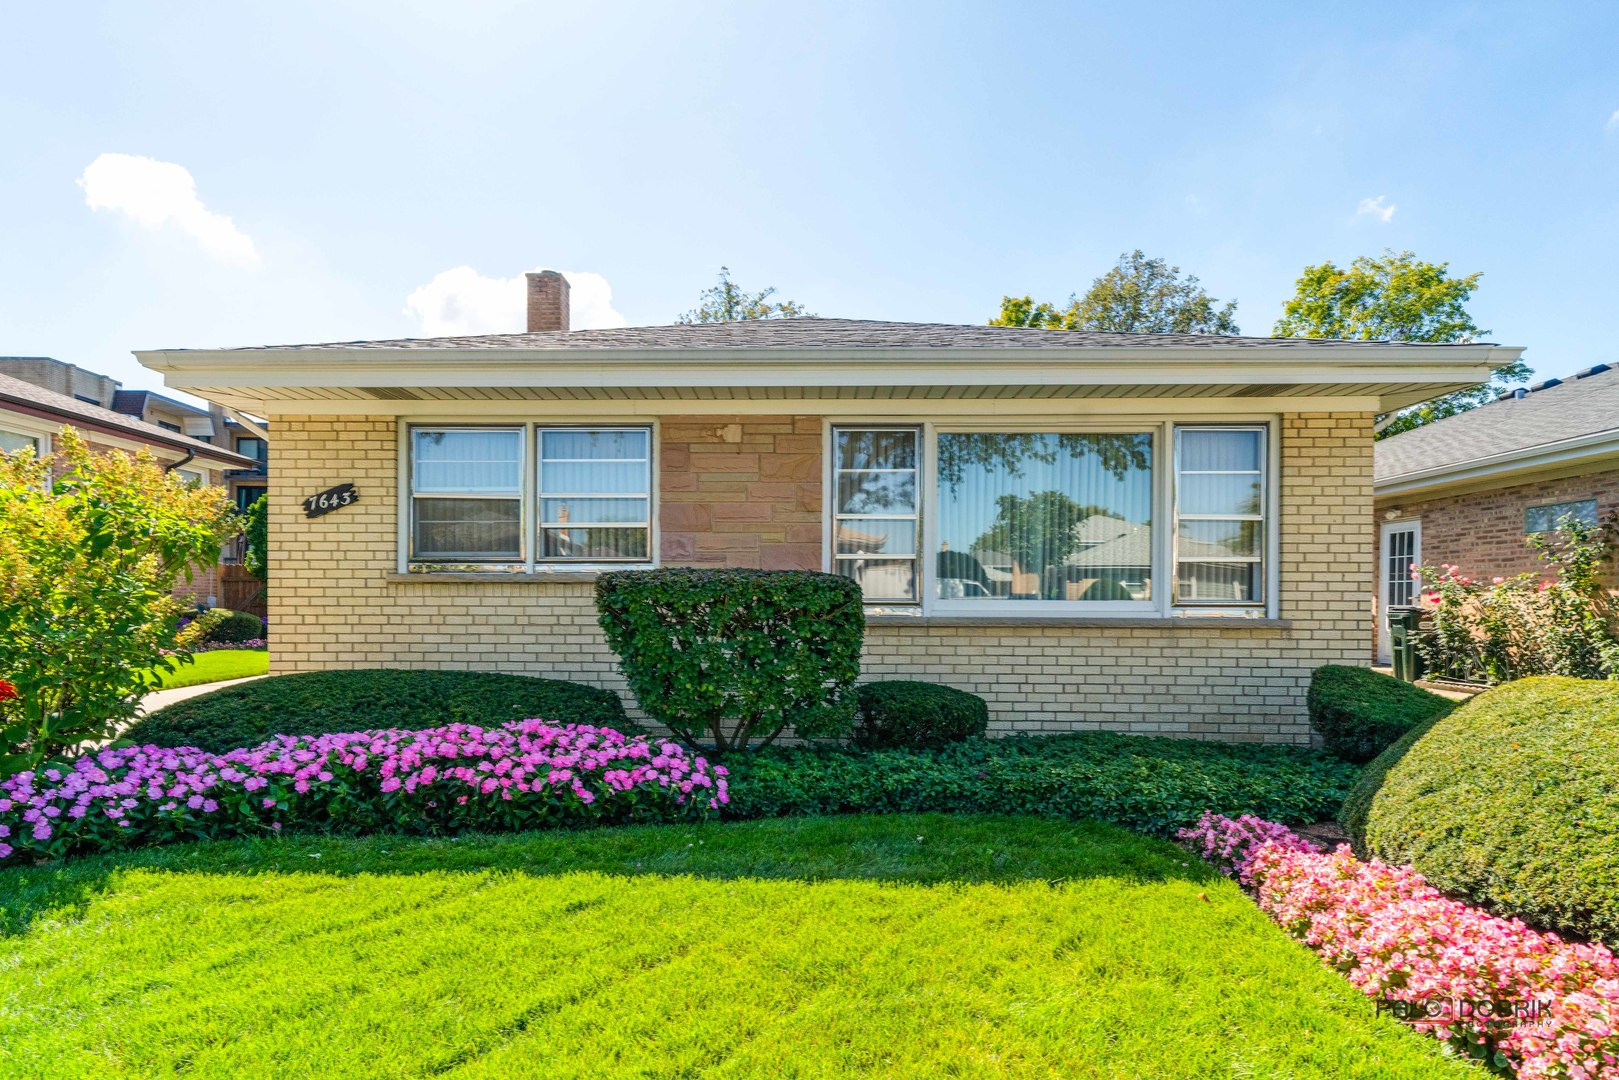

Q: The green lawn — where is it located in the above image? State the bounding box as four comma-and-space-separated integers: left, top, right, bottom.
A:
0, 814, 1470, 1079
140, 648, 268, 690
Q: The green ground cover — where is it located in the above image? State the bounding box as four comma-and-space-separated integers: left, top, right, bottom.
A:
0, 814, 1470, 1079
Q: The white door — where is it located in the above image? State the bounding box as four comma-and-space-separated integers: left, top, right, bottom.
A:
1377, 520, 1421, 664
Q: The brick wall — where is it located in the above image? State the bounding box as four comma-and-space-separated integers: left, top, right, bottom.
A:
1379, 470, 1619, 584
268, 410, 1374, 744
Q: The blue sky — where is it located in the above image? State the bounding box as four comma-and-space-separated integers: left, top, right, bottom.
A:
3, 0, 1617, 400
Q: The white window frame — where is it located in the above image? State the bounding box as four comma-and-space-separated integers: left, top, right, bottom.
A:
824, 417, 1277, 619
1172, 424, 1269, 609
401, 421, 656, 573
535, 426, 654, 564
407, 424, 528, 564
828, 425, 923, 604
0, 425, 49, 457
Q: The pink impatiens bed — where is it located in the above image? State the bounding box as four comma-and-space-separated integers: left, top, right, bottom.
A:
1180, 813, 1619, 1080
1, 721, 727, 864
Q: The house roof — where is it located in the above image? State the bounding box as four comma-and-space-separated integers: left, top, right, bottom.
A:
164, 318, 1484, 353
0, 371, 254, 468
1374, 364, 1619, 498
135, 317, 1524, 417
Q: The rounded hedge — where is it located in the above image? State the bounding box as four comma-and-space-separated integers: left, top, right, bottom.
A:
125, 669, 634, 753
1355, 676, 1619, 947
853, 681, 988, 749
1307, 664, 1455, 763
207, 609, 266, 644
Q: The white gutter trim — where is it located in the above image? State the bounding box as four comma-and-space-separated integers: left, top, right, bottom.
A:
1374, 428, 1619, 498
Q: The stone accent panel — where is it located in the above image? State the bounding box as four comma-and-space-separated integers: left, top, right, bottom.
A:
658, 416, 822, 569
268, 411, 1374, 744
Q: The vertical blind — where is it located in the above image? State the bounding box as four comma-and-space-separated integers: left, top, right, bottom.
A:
1173, 427, 1265, 604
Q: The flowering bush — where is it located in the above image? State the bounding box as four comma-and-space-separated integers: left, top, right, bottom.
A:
162, 639, 266, 655
0, 721, 727, 864
1180, 812, 1619, 1079
1414, 517, 1619, 684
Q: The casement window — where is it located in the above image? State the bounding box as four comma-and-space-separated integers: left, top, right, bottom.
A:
407, 424, 653, 567
828, 422, 1273, 617
0, 429, 40, 456
1525, 498, 1597, 535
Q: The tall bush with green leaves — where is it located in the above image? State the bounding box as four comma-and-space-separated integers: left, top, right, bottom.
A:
595, 568, 864, 752
0, 429, 238, 776
1414, 516, 1619, 683
242, 493, 268, 583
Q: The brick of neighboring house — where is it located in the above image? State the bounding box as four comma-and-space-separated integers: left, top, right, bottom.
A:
658, 416, 823, 569
1379, 469, 1619, 587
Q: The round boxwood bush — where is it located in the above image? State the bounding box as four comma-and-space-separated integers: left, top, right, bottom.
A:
1307, 664, 1455, 763
1355, 676, 1619, 947
853, 680, 988, 749
125, 669, 634, 753
206, 609, 266, 644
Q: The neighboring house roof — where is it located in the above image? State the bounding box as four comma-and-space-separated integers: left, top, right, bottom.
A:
138, 318, 1523, 418
1374, 364, 1619, 499
111, 388, 212, 418
0, 371, 254, 468
161, 318, 1494, 353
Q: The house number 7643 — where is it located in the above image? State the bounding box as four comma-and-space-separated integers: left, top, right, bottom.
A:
303, 483, 359, 518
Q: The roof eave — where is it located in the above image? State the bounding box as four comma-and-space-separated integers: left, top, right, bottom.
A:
1375, 428, 1619, 501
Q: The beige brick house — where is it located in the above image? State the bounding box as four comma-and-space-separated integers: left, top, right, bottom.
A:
137, 271, 1522, 743
1373, 364, 1619, 662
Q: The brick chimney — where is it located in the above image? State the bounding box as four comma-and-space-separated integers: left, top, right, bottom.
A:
525, 271, 570, 333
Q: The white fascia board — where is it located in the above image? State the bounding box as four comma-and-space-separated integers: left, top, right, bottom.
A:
1375, 428, 1619, 500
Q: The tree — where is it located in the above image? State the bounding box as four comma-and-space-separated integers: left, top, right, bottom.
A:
971, 491, 1112, 578
242, 494, 269, 584
1273, 249, 1531, 436
0, 430, 237, 776
991, 250, 1240, 335
677, 266, 812, 323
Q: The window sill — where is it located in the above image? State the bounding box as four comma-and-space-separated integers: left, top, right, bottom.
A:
866, 614, 1292, 629
386, 571, 601, 584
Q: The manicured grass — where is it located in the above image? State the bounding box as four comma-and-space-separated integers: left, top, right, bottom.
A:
139, 649, 268, 690
0, 815, 1471, 1078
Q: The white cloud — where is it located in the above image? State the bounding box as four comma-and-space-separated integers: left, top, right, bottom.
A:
1356, 195, 1397, 223
403, 266, 627, 336
1607, 109, 1619, 134
78, 153, 260, 268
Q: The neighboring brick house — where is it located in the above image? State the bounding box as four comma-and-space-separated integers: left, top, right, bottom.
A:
1372, 364, 1619, 662
0, 366, 256, 606
136, 271, 1522, 743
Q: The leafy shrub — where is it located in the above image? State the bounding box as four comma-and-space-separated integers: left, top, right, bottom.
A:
206, 609, 265, 644
0, 429, 237, 777
1336, 705, 1449, 849
1306, 664, 1454, 763
1186, 813, 1619, 1079
1358, 677, 1619, 947
596, 568, 864, 752
722, 731, 1358, 836
125, 669, 632, 753
853, 681, 988, 749
1415, 517, 1619, 683
0, 722, 725, 864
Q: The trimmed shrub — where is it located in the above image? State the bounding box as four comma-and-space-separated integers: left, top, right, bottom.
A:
1, 722, 725, 864
1336, 705, 1449, 849
595, 568, 864, 752
1306, 664, 1455, 763
125, 669, 632, 753
722, 731, 1358, 836
853, 681, 988, 749
206, 609, 266, 644
1359, 676, 1619, 947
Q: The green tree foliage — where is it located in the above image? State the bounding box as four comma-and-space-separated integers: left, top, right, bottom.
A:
0, 429, 238, 775
677, 266, 812, 323
242, 494, 268, 583
1272, 249, 1531, 436
990, 250, 1240, 335
971, 491, 1112, 574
